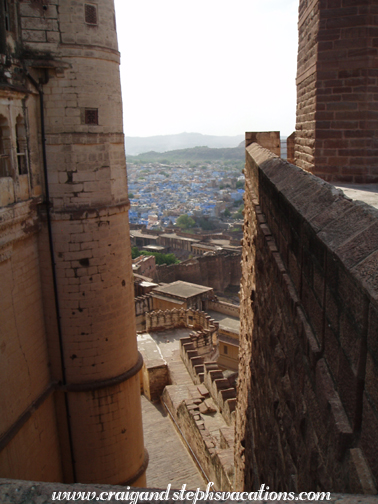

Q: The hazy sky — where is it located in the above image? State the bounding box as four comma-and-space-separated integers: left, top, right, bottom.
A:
114, 0, 299, 138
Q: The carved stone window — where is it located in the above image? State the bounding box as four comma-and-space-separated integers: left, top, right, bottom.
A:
0, 115, 11, 178
84, 108, 98, 125
223, 344, 228, 355
85, 3, 97, 25
16, 116, 28, 176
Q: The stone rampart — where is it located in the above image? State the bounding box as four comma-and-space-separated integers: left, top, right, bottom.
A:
235, 143, 378, 494
154, 252, 241, 292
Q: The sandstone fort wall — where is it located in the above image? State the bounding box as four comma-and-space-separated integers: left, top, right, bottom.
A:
0, 0, 146, 486
235, 142, 378, 494
154, 252, 241, 292
208, 300, 240, 317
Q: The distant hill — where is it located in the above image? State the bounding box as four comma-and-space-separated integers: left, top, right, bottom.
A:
127, 143, 245, 164
125, 132, 244, 156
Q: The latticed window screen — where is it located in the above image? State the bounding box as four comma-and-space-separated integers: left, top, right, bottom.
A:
0, 119, 11, 178
85, 108, 98, 125
16, 118, 28, 175
85, 3, 97, 25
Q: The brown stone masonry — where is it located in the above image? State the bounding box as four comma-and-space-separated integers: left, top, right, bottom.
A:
0, 0, 146, 486
235, 142, 378, 494
296, 0, 378, 183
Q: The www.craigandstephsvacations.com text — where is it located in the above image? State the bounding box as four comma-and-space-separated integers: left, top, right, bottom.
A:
51, 482, 332, 502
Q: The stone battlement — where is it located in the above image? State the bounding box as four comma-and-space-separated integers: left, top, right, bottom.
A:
180, 337, 236, 426
235, 142, 378, 493
145, 308, 219, 337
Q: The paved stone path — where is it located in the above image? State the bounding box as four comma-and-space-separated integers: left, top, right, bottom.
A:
139, 327, 231, 490
141, 395, 206, 490
147, 327, 197, 385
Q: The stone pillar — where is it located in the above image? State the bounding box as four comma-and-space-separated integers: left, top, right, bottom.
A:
295, 0, 378, 183
19, 0, 147, 486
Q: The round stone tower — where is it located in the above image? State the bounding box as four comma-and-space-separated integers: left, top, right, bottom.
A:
19, 0, 147, 485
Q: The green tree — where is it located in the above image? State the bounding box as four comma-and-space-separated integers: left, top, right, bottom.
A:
224, 208, 231, 218
232, 204, 244, 220
131, 246, 140, 259
140, 251, 179, 265
176, 214, 196, 229
198, 218, 216, 230
128, 193, 134, 199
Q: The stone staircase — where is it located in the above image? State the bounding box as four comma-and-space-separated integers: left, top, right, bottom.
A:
180, 335, 237, 426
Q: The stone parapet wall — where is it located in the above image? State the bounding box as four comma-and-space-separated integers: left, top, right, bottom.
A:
203, 366, 236, 424
180, 331, 215, 359
162, 388, 234, 491
180, 339, 236, 426
208, 300, 240, 317
245, 132, 281, 156
235, 143, 378, 493
145, 308, 219, 337
179, 337, 217, 385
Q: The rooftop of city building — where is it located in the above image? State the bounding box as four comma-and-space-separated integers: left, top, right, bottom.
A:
152, 281, 214, 300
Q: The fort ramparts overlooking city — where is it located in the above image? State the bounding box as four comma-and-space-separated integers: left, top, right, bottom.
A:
235, 141, 378, 493
1, 0, 378, 501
